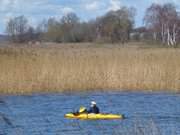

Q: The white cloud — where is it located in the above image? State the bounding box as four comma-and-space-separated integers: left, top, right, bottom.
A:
62, 7, 74, 15
0, 0, 75, 16
0, 0, 15, 12
151, 0, 180, 4
0, 0, 78, 33
85, 1, 99, 10
108, 0, 121, 11
0, 0, 75, 28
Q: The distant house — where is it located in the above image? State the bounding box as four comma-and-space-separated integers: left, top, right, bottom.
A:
130, 27, 147, 41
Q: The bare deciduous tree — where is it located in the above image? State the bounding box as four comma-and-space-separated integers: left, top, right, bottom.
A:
6, 16, 29, 42
144, 3, 179, 46
96, 7, 135, 43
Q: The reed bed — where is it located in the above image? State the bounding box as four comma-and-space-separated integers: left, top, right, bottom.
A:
0, 42, 180, 94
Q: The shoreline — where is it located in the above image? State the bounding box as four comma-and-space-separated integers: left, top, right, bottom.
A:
0, 89, 179, 96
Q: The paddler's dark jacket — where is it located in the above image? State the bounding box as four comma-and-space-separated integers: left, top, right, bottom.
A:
88, 105, 100, 114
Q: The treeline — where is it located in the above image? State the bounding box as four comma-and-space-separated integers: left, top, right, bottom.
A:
6, 7, 135, 44
6, 3, 180, 46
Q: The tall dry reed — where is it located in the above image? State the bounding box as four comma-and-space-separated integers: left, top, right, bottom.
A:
0, 43, 180, 94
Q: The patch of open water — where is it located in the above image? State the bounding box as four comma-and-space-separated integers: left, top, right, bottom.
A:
0, 91, 180, 135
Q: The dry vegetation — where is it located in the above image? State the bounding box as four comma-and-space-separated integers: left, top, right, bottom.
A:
0, 42, 180, 94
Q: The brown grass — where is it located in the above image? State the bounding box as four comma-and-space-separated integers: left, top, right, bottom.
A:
0, 42, 180, 94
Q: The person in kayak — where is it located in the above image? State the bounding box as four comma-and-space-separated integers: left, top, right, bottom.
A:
73, 101, 100, 115
88, 101, 100, 114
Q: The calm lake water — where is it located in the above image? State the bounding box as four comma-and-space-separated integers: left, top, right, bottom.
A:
0, 91, 180, 135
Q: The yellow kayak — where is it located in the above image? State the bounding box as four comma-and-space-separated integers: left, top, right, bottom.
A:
65, 113, 124, 120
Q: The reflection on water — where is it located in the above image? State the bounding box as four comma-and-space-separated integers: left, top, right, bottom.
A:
0, 91, 180, 135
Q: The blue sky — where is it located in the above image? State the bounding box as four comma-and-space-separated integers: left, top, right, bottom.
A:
0, 0, 180, 34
